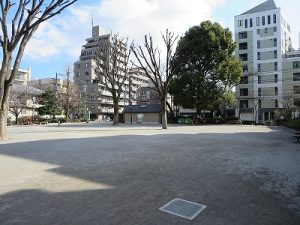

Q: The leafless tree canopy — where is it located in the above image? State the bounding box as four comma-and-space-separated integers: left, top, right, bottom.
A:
131, 30, 178, 129
9, 84, 42, 124
93, 34, 131, 125
58, 67, 80, 122
0, 0, 77, 140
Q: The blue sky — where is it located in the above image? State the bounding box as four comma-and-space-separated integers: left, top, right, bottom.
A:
16, 0, 299, 80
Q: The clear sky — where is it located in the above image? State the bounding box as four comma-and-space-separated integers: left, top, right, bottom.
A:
17, 0, 300, 80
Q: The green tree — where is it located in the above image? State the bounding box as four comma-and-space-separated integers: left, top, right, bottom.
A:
38, 89, 61, 119
170, 21, 242, 119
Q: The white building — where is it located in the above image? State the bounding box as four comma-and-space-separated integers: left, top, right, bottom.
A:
234, 0, 299, 122
73, 26, 149, 119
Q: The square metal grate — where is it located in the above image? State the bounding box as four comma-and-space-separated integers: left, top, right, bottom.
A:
159, 198, 206, 220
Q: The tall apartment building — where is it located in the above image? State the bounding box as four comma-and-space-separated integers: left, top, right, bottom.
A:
73, 26, 149, 119
235, 0, 299, 122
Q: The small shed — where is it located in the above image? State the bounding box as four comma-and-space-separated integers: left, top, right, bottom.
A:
123, 104, 161, 124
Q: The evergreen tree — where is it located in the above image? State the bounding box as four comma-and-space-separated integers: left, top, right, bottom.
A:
38, 88, 61, 119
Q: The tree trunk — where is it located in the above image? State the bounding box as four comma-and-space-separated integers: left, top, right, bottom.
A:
0, 101, 9, 141
113, 98, 119, 126
161, 95, 167, 129
15, 115, 18, 125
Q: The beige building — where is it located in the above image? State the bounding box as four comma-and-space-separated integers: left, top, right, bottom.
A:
235, 0, 299, 122
73, 26, 149, 119
14, 68, 31, 85
29, 77, 64, 91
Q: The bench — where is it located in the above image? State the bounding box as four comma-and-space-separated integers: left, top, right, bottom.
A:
293, 135, 300, 143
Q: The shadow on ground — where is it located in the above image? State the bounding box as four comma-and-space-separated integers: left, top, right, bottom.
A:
0, 127, 299, 225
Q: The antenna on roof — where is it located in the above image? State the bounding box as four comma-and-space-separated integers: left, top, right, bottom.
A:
91, 12, 94, 27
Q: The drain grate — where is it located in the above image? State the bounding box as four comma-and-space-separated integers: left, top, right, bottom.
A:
159, 198, 206, 220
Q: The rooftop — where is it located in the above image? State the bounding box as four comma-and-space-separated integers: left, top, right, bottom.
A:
241, 0, 277, 15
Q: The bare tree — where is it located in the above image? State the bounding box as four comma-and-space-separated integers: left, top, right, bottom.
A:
9, 85, 28, 124
93, 34, 131, 125
131, 30, 178, 129
58, 67, 80, 122
0, 0, 78, 140
9, 84, 42, 124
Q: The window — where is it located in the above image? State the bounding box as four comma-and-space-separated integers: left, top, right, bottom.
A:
245, 19, 248, 28
85, 80, 89, 84
257, 29, 260, 34
273, 14, 277, 23
76, 64, 80, 68
257, 52, 261, 60
274, 38, 277, 47
239, 42, 248, 50
293, 73, 300, 81
240, 100, 248, 108
240, 88, 248, 96
294, 86, 300, 94
262, 16, 265, 25
293, 61, 300, 68
256, 17, 260, 26
258, 99, 262, 108
238, 20, 243, 26
75, 72, 80, 77
85, 63, 89, 67
295, 99, 300, 107
274, 74, 278, 83
85, 71, 89, 76
275, 99, 278, 108
243, 64, 248, 72
258, 63, 261, 72
264, 28, 268, 33
274, 50, 277, 59
275, 87, 278, 96
273, 27, 277, 32
274, 62, 278, 71
239, 53, 248, 61
239, 32, 247, 39
258, 75, 261, 84
258, 88, 262, 96
240, 76, 248, 84
250, 18, 253, 27
268, 15, 271, 24
257, 40, 260, 48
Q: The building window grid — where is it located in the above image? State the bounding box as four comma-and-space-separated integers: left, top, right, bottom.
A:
258, 88, 262, 96
275, 99, 278, 108
256, 17, 260, 26
275, 87, 278, 96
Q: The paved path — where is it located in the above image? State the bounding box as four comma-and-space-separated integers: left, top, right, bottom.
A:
0, 124, 299, 225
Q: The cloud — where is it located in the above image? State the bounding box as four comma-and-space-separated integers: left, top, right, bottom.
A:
24, 0, 225, 61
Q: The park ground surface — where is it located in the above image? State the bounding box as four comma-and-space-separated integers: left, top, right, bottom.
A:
0, 123, 299, 225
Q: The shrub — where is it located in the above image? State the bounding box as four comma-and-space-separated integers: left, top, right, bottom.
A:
279, 119, 300, 131
242, 120, 254, 125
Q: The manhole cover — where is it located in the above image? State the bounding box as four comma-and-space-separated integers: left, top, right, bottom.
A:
159, 198, 206, 220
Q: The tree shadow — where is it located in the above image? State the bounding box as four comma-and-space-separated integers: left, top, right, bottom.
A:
0, 129, 299, 225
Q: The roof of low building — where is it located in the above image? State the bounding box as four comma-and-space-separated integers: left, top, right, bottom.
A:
11, 84, 43, 95
241, 0, 277, 15
123, 104, 161, 113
